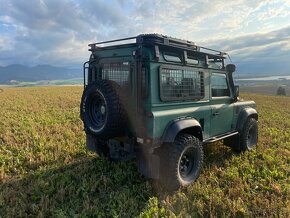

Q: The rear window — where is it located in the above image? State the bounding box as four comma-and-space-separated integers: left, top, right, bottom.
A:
159, 66, 204, 101
101, 62, 130, 86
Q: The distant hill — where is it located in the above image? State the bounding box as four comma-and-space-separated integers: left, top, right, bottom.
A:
1, 63, 288, 85
235, 60, 290, 78
0, 64, 81, 84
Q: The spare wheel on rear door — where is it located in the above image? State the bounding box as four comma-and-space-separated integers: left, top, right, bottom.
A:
80, 80, 126, 139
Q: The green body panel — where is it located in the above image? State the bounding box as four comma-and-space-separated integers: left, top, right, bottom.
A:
150, 103, 212, 139
210, 97, 234, 136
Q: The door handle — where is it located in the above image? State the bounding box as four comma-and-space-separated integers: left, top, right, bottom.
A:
213, 112, 220, 116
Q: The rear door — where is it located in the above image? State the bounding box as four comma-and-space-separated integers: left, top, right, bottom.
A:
210, 72, 234, 136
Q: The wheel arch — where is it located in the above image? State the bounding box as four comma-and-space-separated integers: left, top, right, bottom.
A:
162, 117, 203, 143
237, 107, 258, 132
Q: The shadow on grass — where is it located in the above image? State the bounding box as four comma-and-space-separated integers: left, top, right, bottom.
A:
0, 157, 154, 217
0, 144, 239, 217
203, 142, 236, 168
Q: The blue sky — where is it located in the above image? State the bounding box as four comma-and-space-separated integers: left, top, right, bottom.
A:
0, 0, 290, 75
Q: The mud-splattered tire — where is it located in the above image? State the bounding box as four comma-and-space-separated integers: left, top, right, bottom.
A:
159, 134, 204, 191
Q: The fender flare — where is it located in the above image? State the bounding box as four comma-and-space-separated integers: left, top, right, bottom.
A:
162, 117, 203, 143
237, 108, 258, 132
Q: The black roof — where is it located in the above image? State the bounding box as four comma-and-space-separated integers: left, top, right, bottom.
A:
89, 34, 227, 58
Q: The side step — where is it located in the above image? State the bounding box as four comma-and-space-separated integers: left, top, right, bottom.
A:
203, 131, 239, 145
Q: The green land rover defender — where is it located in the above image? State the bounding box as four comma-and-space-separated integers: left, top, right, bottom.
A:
80, 34, 258, 190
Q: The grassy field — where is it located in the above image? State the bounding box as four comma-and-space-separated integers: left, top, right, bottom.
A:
0, 87, 289, 217
239, 84, 290, 96
0, 78, 82, 87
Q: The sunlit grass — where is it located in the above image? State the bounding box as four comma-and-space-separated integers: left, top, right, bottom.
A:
0, 87, 289, 217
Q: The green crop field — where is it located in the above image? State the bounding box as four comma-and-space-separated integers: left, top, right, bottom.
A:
0, 87, 289, 217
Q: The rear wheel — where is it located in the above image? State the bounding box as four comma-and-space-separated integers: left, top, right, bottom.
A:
159, 134, 204, 191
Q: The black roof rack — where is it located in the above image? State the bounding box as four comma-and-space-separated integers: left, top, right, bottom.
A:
88, 34, 227, 58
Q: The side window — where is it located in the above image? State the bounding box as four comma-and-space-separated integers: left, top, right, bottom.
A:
101, 62, 130, 86
187, 56, 199, 65
208, 58, 224, 69
211, 73, 230, 97
163, 52, 182, 63
160, 66, 204, 101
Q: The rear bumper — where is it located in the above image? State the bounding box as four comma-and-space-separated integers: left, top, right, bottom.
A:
86, 133, 162, 180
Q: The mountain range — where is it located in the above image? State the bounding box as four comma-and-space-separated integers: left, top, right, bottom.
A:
0, 63, 289, 85
0, 64, 81, 84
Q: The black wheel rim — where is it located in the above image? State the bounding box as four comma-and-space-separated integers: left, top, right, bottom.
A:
179, 147, 196, 181
247, 125, 257, 149
89, 92, 107, 130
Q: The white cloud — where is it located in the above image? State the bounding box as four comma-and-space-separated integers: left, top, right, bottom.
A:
0, 0, 289, 73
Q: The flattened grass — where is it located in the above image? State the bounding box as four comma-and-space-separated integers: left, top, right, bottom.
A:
0, 87, 289, 217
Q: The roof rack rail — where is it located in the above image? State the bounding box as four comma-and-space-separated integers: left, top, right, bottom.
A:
88, 36, 137, 51
88, 34, 227, 57
88, 36, 136, 46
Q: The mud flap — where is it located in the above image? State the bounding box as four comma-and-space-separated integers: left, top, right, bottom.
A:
86, 134, 97, 152
137, 144, 160, 180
